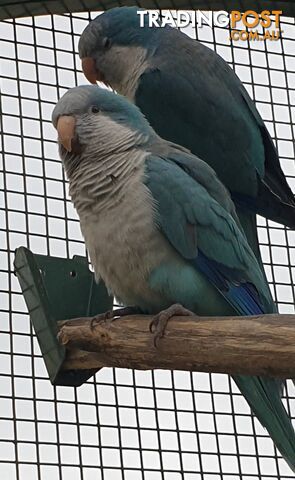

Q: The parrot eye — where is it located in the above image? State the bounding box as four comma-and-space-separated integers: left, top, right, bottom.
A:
91, 106, 100, 113
102, 37, 111, 49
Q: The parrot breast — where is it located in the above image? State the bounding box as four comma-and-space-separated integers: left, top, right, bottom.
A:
70, 150, 182, 310
104, 45, 151, 101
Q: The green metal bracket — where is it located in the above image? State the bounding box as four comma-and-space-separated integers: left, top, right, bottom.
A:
14, 247, 113, 387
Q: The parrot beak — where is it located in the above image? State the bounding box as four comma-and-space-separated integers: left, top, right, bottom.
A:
81, 57, 105, 85
56, 115, 76, 152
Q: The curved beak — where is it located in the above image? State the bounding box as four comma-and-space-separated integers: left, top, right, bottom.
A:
81, 57, 105, 84
56, 115, 76, 152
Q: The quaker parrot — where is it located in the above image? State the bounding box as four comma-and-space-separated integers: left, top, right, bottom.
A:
52, 84, 295, 471
78, 6, 295, 263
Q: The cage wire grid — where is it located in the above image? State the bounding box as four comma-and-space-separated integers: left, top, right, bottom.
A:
0, 6, 295, 480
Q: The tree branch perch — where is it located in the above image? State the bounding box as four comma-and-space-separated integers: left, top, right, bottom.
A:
58, 314, 295, 378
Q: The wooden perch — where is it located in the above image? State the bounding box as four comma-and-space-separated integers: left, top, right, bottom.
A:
58, 314, 295, 378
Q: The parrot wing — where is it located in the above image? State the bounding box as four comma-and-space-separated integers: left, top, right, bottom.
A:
144, 153, 273, 314
136, 51, 295, 227
144, 153, 295, 472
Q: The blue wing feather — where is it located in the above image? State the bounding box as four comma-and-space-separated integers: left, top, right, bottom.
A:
194, 251, 266, 316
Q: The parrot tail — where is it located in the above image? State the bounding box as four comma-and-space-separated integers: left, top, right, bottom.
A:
240, 88, 295, 229
257, 180, 295, 230
256, 122, 295, 229
233, 185, 295, 231
196, 254, 295, 471
233, 375, 295, 472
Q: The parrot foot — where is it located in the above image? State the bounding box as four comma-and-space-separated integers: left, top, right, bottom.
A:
89, 305, 142, 330
149, 303, 194, 347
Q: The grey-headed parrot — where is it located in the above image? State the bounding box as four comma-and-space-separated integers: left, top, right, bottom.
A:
78, 6, 295, 264
52, 84, 295, 471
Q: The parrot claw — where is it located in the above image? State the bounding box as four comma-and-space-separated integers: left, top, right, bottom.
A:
149, 321, 156, 334
149, 303, 195, 348
89, 310, 114, 330
89, 305, 142, 330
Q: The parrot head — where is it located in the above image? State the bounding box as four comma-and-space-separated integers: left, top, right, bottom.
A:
78, 7, 162, 90
52, 84, 154, 172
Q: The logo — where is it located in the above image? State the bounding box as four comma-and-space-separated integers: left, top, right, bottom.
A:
230, 10, 282, 41
137, 10, 283, 41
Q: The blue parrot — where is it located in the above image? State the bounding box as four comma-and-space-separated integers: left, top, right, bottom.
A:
52, 85, 295, 471
78, 6, 295, 263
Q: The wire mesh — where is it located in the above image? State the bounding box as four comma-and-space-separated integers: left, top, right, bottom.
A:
0, 7, 295, 480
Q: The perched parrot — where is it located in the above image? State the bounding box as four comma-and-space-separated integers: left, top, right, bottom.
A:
52, 84, 295, 471
78, 6, 295, 263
